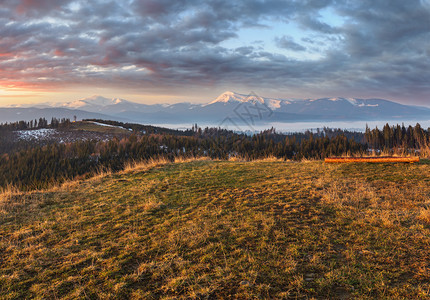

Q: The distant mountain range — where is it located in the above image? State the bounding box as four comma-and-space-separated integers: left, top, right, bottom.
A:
2, 92, 429, 126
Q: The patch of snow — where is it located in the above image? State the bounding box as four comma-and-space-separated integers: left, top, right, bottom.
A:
16, 128, 57, 140
62, 99, 87, 108
268, 99, 281, 109
312, 97, 358, 105
89, 121, 130, 131
90, 121, 118, 128
358, 103, 379, 107
345, 98, 358, 105
328, 97, 357, 105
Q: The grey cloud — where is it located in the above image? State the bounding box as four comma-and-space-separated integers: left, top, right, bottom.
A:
235, 46, 254, 55
296, 15, 338, 34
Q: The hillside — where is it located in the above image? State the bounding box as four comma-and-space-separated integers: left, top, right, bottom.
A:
1, 160, 430, 299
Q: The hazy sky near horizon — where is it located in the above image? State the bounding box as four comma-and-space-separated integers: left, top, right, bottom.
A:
0, 0, 429, 105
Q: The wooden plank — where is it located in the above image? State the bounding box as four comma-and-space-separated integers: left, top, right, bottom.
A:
324, 157, 419, 163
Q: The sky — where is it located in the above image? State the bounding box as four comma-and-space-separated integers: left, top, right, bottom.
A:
0, 0, 429, 106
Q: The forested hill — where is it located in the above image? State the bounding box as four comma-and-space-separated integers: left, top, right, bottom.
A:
0, 118, 429, 190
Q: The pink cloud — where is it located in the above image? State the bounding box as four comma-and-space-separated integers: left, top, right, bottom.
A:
15, 0, 69, 15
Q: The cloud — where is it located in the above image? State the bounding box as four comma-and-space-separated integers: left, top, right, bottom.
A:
0, 0, 429, 104
275, 36, 307, 51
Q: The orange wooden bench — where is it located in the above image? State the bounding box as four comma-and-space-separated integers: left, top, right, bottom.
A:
324, 156, 419, 163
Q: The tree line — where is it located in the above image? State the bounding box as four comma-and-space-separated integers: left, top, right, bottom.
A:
0, 117, 72, 131
0, 120, 429, 190
365, 123, 430, 153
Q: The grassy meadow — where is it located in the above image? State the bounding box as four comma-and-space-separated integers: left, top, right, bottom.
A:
71, 121, 131, 135
1, 159, 430, 299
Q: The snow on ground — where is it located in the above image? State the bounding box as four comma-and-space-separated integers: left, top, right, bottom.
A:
16, 128, 58, 140
90, 121, 118, 128
90, 121, 132, 130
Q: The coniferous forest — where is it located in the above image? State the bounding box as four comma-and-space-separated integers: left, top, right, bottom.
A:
1, 118, 429, 190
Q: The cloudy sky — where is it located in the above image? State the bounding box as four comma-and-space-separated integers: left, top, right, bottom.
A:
0, 0, 429, 105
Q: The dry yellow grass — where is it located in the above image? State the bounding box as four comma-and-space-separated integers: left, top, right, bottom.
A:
122, 156, 214, 174
0, 184, 22, 215
418, 208, 430, 225
122, 157, 171, 173
173, 156, 214, 163
2, 160, 430, 299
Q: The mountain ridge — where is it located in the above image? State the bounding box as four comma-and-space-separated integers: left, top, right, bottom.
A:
1, 91, 429, 125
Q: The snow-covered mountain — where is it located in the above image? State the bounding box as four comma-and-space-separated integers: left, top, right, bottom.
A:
1, 91, 429, 124
207, 92, 430, 121
59, 96, 124, 109
207, 91, 283, 110
52, 96, 158, 115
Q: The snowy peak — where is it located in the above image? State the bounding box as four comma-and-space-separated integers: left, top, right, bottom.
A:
208, 92, 368, 109
208, 91, 278, 107
209, 91, 249, 104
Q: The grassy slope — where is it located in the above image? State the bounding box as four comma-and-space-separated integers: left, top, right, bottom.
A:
1, 160, 430, 299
